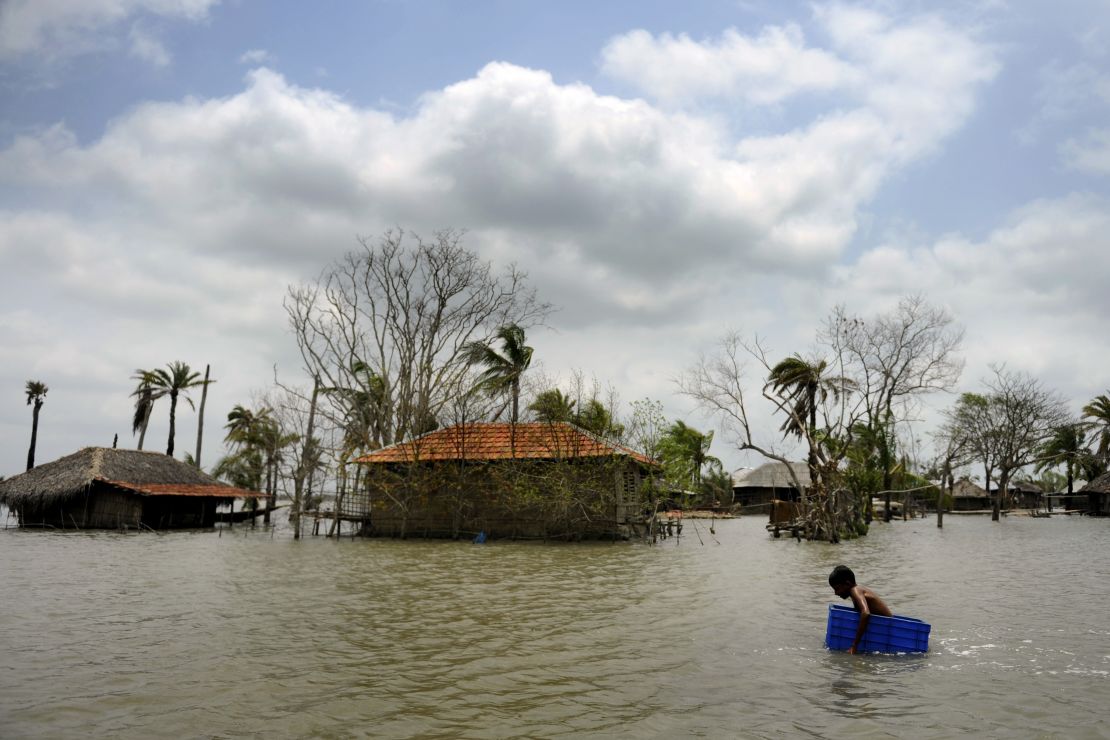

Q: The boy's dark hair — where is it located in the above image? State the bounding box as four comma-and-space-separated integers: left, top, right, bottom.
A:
829, 565, 856, 587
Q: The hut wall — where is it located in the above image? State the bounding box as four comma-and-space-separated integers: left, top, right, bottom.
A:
734, 486, 801, 514
362, 459, 647, 540
141, 496, 220, 528
16, 489, 143, 529
952, 495, 990, 512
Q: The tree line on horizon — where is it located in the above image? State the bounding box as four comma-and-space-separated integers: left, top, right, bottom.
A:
14, 229, 1110, 541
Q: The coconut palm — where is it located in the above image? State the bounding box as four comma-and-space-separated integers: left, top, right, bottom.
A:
528, 388, 576, 423
130, 369, 168, 451
463, 324, 533, 425
219, 404, 271, 495
25, 380, 48, 470
658, 420, 719, 488
1083, 393, 1110, 464
1036, 423, 1088, 495
224, 404, 298, 521
575, 398, 624, 439
767, 355, 853, 439
142, 362, 204, 457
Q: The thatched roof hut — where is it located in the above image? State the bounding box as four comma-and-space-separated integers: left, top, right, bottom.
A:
730, 462, 810, 512
950, 478, 990, 511
0, 447, 262, 530
1079, 471, 1110, 516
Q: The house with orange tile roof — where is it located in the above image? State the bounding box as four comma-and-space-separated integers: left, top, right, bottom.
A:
353, 422, 661, 540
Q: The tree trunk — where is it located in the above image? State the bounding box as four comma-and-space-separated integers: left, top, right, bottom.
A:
937, 466, 950, 529
166, 391, 178, 457
991, 468, 1001, 522
510, 378, 519, 458
997, 469, 1013, 521
26, 400, 42, 471
194, 364, 210, 468
293, 377, 320, 540
137, 402, 152, 451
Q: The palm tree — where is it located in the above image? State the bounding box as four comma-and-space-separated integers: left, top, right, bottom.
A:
767, 355, 850, 439
25, 380, 48, 470
224, 404, 298, 523
658, 420, 718, 489
463, 323, 533, 424
575, 398, 624, 439
130, 369, 168, 451
1036, 423, 1087, 495
1083, 393, 1110, 465
528, 388, 576, 423
143, 362, 204, 457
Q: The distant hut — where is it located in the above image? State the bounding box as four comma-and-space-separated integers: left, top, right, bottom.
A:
0, 447, 264, 530
999, 480, 1043, 510
353, 422, 660, 540
731, 462, 810, 514
950, 478, 990, 512
1079, 472, 1110, 517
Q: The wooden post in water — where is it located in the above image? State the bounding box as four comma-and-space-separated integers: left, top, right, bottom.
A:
194, 364, 211, 468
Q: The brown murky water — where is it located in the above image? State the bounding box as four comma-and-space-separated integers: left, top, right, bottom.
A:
1, 515, 1107, 738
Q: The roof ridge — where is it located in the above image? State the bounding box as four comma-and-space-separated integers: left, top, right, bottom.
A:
89, 447, 104, 480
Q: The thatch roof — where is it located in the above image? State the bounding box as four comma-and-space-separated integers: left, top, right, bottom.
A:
0, 447, 262, 507
356, 422, 659, 467
1079, 471, 1110, 494
951, 478, 987, 498
731, 462, 811, 489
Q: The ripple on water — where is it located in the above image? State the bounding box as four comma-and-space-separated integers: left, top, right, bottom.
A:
1, 516, 1109, 738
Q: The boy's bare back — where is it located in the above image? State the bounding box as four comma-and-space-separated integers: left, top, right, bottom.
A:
849, 585, 892, 617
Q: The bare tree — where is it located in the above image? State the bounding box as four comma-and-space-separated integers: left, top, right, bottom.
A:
948, 366, 1070, 521
827, 295, 964, 520
678, 331, 865, 541
929, 419, 974, 529
285, 229, 551, 454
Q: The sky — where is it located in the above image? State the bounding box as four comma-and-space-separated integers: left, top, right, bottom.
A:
2, 0, 1109, 479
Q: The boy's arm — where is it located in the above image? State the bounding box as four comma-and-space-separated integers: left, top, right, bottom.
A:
849, 587, 870, 654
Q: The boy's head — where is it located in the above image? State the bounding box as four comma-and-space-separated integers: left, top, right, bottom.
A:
829, 565, 856, 599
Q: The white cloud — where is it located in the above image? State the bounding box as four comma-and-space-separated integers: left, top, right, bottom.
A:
239, 48, 274, 65
828, 193, 1110, 395
0, 0, 218, 61
1062, 128, 1110, 174
600, 25, 857, 104
603, 5, 998, 164
14, 7, 1104, 476
129, 23, 171, 66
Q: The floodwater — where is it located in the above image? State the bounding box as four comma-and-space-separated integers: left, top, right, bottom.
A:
1, 514, 1107, 739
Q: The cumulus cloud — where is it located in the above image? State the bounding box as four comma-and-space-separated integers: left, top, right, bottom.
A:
827, 193, 1110, 391
0, 62, 884, 302
0, 0, 218, 61
600, 24, 857, 104
603, 5, 997, 159
1062, 128, 1110, 174
0, 7, 999, 333
239, 49, 274, 65
4, 5, 1066, 474
129, 23, 171, 67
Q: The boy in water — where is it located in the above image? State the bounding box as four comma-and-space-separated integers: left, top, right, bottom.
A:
828, 565, 893, 654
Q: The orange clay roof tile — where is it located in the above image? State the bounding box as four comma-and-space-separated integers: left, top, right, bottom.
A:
355, 422, 658, 467
98, 479, 265, 497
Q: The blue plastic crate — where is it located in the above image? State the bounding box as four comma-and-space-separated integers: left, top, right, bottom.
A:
825, 604, 930, 653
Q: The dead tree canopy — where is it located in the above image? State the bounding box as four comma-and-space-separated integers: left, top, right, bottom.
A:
286, 229, 552, 452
